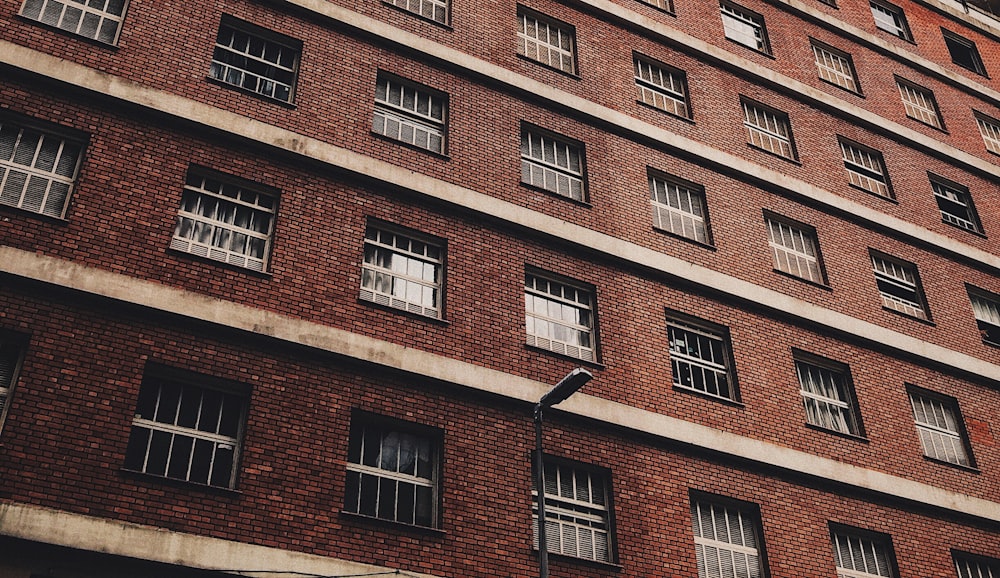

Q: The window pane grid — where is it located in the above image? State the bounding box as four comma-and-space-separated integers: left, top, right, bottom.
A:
796, 361, 858, 435
832, 532, 892, 578
650, 176, 708, 243
870, 1, 908, 38
387, 0, 448, 23
691, 500, 761, 578
955, 555, 1000, 578
635, 58, 688, 117
897, 82, 941, 128
812, 44, 858, 92
360, 226, 442, 318
933, 181, 979, 232
971, 292, 1000, 344
532, 463, 611, 563
910, 393, 970, 466
518, 13, 575, 74
721, 4, 767, 52
525, 274, 595, 361
871, 256, 925, 319
743, 102, 794, 159
840, 141, 890, 198
209, 24, 297, 103
20, 0, 126, 44
668, 321, 733, 401
0, 344, 21, 430
521, 130, 585, 201
767, 219, 822, 283
976, 116, 1000, 155
0, 123, 80, 218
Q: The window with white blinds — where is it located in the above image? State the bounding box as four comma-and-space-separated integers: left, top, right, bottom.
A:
518, 10, 576, 74
897, 80, 942, 129
969, 288, 1000, 345
720, 3, 769, 53
840, 139, 891, 199
691, 498, 764, 578
796, 357, 861, 436
635, 55, 689, 118
812, 42, 859, 93
533, 461, 612, 563
831, 530, 896, 578
0, 120, 83, 218
871, 253, 927, 320
360, 224, 443, 318
742, 100, 795, 159
955, 553, 1000, 578
909, 389, 972, 467
209, 18, 300, 103
766, 217, 824, 284
975, 113, 1000, 155
525, 272, 595, 361
521, 128, 586, 201
20, 0, 127, 44
373, 75, 447, 154
650, 173, 709, 244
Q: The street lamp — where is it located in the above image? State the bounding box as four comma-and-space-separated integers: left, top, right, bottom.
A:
534, 367, 593, 578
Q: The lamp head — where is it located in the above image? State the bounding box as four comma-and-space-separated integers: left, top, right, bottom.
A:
538, 368, 593, 409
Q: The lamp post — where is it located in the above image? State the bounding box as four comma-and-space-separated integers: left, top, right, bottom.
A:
534, 367, 593, 578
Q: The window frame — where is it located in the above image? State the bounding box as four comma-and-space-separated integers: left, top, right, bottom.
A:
765, 212, 826, 285
634, 53, 691, 119
810, 40, 861, 94
967, 284, 1000, 346
974, 111, 1000, 156
208, 15, 301, 104
838, 137, 893, 200
869, 0, 911, 40
907, 384, 976, 469
869, 250, 930, 321
793, 350, 864, 438
372, 72, 448, 155
524, 269, 598, 362
0, 115, 85, 220
649, 170, 712, 246
829, 524, 899, 578
19, 0, 129, 45
690, 491, 769, 578
930, 174, 982, 234
666, 311, 740, 403
0, 337, 27, 436
719, 1, 771, 54
343, 410, 443, 529
517, 7, 577, 75
953, 550, 1000, 578
741, 98, 797, 160
896, 78, 944, 130
532, 455, 617, 564
520, 124, 587, 203
942, 29, 986, 76
637, 0, 674, 13
383, 0, 449, 25
360, 220, 445, 319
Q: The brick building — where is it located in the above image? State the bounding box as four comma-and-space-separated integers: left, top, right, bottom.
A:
1, 0, 999, 575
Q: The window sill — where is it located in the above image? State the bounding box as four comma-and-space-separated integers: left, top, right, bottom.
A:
205, 77, 298, 109
533, 549, 623, 572
941, 219, 987, 239
773, 268, 832, 291
746, 144, 800, 165
724, 38, 775, 59
120, 468, 243, 497
848, 184, 898, 204
357, 296, 449, 325
166, 248, 274, 278
520, 182, 592, 207
672, 384, 744, 408
339, 510, 447, 537
904, 115, 948, 134
922, 455, 979, 473
0, 204, 70, 224
525, 343, 605, 369
653, 226, 715, 250
516, 54, 581, 80
371, 131, 451, 159
804, 422, 868, 441
636, 100, 695, 124
880, 305, 935, 326
818, 78, 864, 98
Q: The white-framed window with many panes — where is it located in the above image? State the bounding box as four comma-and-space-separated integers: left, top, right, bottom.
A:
766, 214, 825, 285
839, 138, 892, 199
373, 73, 447, 154
908, 386, 973, 468
634, 54, 690, 118
123, 368, 247, 488
742, 99, 796, 160
720, 2, 770, 53
649, 171, 710, 245
667, 313, 737, 402
870, 0, 910, 40
209, 16, 300, 103
638, 0, 673, 11
896, 78, 943, 129
517, 8, 576, 74
870, 251, 929, 320
385, 0, 448, 24
533, 459, 614, 563
975, 112, 1000, 155
20, 0, 128, 44
525, 270, 596, 362
360, 222, 444, 319
521, 126, 586, 202
171, 169, 277, 272
691, 495, 766, 578
794, 352, 862, 437
811, 41, 860, 93
344, 412, 440, 528
0, 117, 84, 219
968, 285, 1000, 346
0, 340, 25, 436
931, 176, 981, 234
831, 526, 897, 578
954, 551, 1000, 578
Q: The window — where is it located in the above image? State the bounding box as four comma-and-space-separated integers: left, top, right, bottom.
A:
0, 341, 25, 434
931, 176, 981, 233
385, 0, 448, 24
896, 79, 943, 129
766, 215, 825, 284
123, 369, 247, 488
690, 495, 766, 578
0, 118, 83, 218
373, 73, 447, 154
839, 139, 892, 199
968, 286, 1000, 345
518, 9, 576, 74
638, 0, 673, 11
794, 352, 862, 436
360, 223, 443, 318
720, 2, 770, 53
870, 252, 929, 320
975, 112, 1000, 155
955, 551, 1000, 578
831, 527, 897, 578
520, 127, 586, 202
908, 386, 973, 467
170, 170, 277, 272
344, 413, 440, 527
525, 271, 596, 362
635, 55, 689, 118
811, 42, 860, 93
742, 99, 796, 160
20, 0, 127, 44
533, 460, 613, 563
209, 16, 300, 103
650, 172, 710, 245
943, 30, 985, 75
667, 314, 737, 402
870, 0, 910, 40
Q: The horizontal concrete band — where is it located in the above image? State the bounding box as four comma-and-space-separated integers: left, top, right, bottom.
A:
2, 247, 999, 523
0, 502, 439, 578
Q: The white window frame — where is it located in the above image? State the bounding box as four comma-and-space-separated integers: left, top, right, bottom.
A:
742, 99, 795, 159
969, 286, 1000, 346
634, 54, 689, 118
811, 42, 859, 93
532, 460, 613, 563
720, 2, 769, 53
691, 497, 764, 578
897, 79, 943, 129
871, 252, 928, 320
942, 29, 985, 75
638, 0, 673, 11
19, 0, 128, 44
344, 414, 440, 528
909, 387, 972, 468
0, 118, 83, 219
0, 341, 25, 435
209, 17, 300, 103
870, 0, 910, 40
794, 354, 861, 436
385, 0, 448, 24
518, 9, 576, 74
170, 170, 277, 272
124, 371, 247, 488
525, 271, 596, 362
839, 139, 892, 199
360, 223, 443, 319
831, 529, 896, 578
650, 172, 709, 244
954, 552, 1000, 578
373, 73, 447, 154
931, 177, 980, 233
975, 112, 1000, 155
766, 215, 824, 284
667, 315, 737, 402
520, 127, 586, 202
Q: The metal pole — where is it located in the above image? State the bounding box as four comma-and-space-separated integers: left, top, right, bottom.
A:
534, 403, 550, 578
